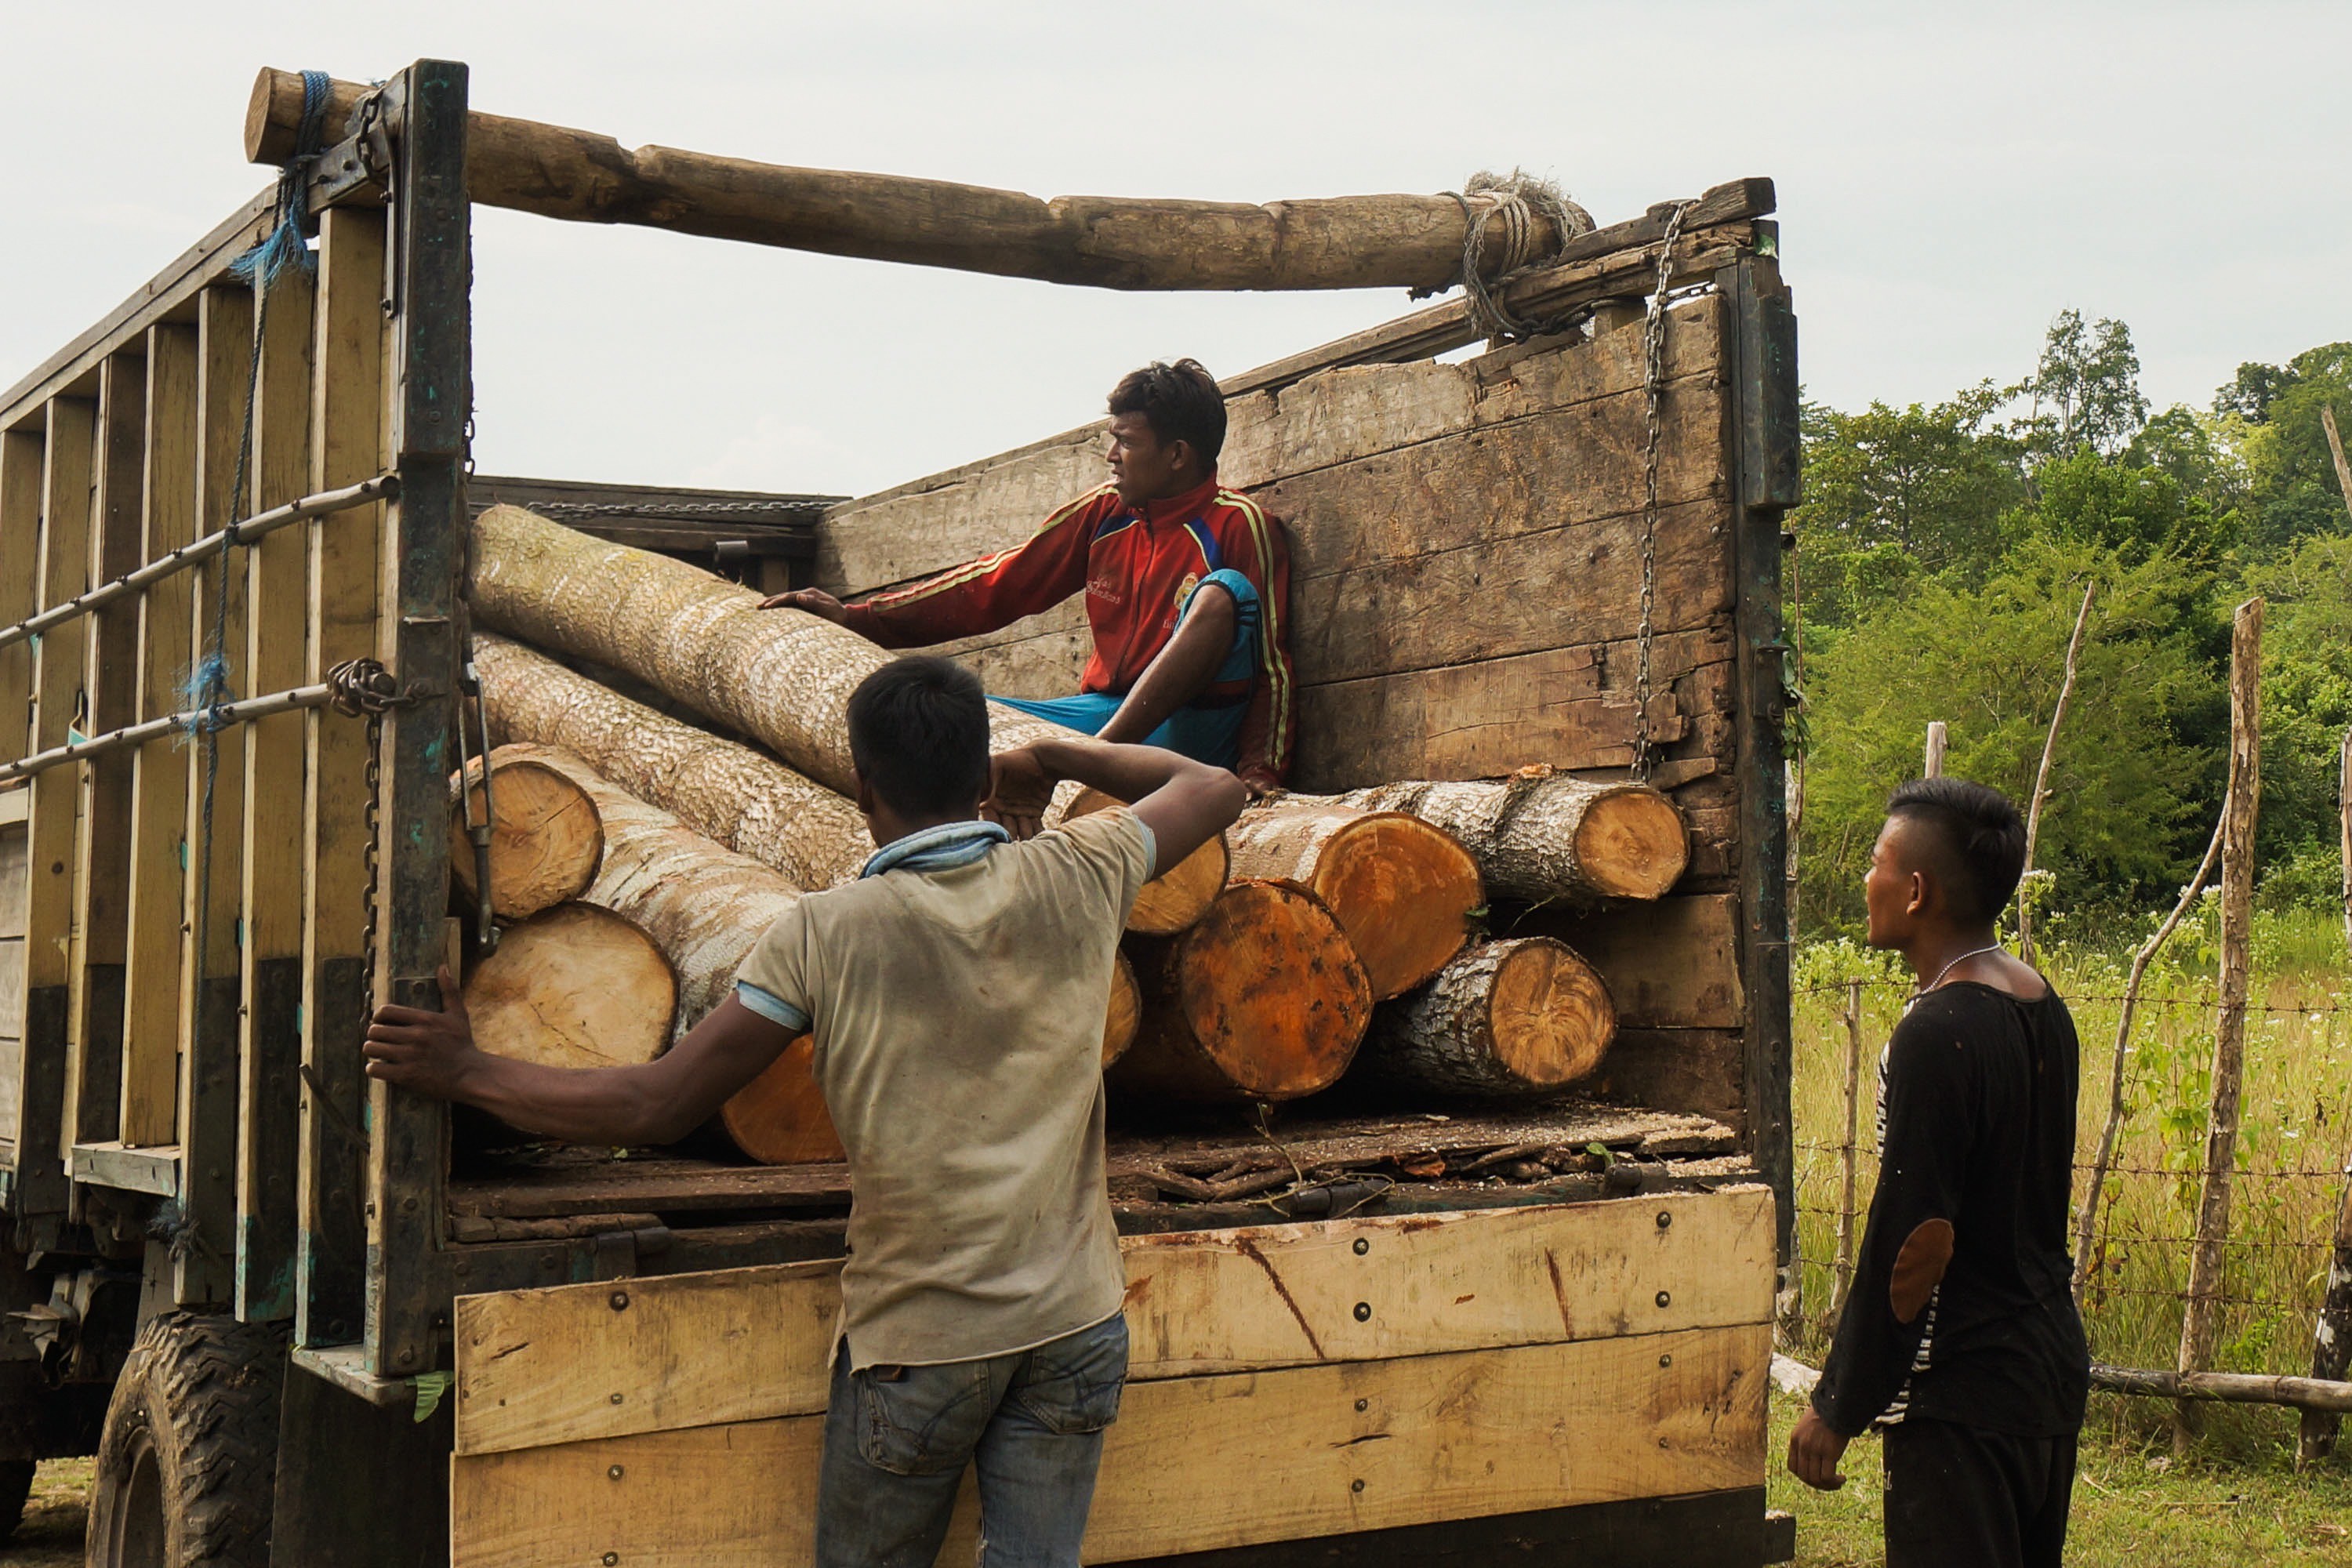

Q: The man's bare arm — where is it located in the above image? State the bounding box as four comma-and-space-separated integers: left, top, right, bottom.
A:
989, 738, 1245, 877
364, 971, 793, 1145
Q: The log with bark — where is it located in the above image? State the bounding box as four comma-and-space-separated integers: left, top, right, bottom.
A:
479, 633, 1217, 936
1325, 766, 1688, 903
1353, 938, 1616, 1099
1112, 880, 1372, 1105
465, 903, 677, 1073
1226, 800, 1481, 1000
475, 631, 870, 891
249, 68, 1586, 292
469, 504, 1076, 797
448, 751, 604, 923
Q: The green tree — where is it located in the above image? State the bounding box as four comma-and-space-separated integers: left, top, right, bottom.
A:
2245, 532, 2352, 905
2012, 447, 2241, 565
1788, 385, 2026, 628
2018, 309, 2150, 459
1798, 539, 2218, 933
2237, 342, 2352, 550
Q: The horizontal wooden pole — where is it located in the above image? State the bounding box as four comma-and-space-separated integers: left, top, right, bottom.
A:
248, 68, 1754, 293
2092, 1363, 2352, 1414
0, 682, 340, 785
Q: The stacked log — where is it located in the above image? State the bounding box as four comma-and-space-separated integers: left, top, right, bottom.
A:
449, 751, 606, 922
1327, 766, 1688, 903
1113, 880, 1371, 1105
1065, 787, 1228, 937
469, 505, 1080, 795
465, 904, 676, 1073
1354, 938, 1616, 1098
1226, 801, 1481, 999
476, 632, 870, 891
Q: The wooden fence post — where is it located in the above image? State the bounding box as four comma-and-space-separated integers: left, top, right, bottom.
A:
1923, 721, 1947, 779
2337, 727, 2349, 958
2175, 596, 2262, 1456
2018, 583, 2096, 967
1829, 978, 1865, 1322
2302, 1155, 2352, 1466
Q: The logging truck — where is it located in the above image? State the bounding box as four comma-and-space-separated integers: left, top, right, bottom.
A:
0, 59, 1799, 1567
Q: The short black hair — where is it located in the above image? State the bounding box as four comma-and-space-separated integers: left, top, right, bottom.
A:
1107, 358, 1226, 465
846, 656, 991, 818
1886, 777, 2028, 923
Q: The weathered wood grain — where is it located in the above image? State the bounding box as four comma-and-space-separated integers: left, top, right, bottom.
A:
451, 1188, 1771, 1456
449, 1323, 1768, 1566
1529, 894, 1746, 1031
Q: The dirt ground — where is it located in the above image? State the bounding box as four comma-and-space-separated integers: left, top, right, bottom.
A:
5, 1457, 89, 1567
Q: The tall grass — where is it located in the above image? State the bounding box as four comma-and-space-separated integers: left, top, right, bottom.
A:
1784, 906, 2352, 1459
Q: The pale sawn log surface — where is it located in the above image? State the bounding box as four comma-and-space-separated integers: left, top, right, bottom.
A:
450, 755, 604, 923
465, 903, 677, 1073
1356, 938, 1616, 1098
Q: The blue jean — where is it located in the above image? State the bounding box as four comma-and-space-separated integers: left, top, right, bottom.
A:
991, 567, 1261, 771
815, 1314, 1130, 1568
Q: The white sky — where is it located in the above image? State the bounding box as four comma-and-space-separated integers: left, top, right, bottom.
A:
4, 2, 2347, 499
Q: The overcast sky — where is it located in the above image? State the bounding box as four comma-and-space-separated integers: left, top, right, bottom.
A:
5, 2, 2347, 499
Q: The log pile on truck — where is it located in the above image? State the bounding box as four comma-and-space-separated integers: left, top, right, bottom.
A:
455, 503, 1690, 1153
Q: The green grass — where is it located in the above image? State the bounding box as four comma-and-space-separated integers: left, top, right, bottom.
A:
1769, 1391, 2352, 1566
5, 1457, 90, 1568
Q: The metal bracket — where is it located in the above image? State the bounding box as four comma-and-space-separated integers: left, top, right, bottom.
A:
305, 84, 398, 214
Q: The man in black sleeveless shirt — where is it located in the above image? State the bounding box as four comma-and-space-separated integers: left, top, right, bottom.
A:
1788, 779, 2091, 1568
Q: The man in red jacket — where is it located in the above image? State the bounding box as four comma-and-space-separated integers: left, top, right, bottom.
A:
765, 359, 1296, 793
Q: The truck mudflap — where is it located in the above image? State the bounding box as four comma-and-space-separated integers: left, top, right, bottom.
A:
445, 1187, 1773, 1566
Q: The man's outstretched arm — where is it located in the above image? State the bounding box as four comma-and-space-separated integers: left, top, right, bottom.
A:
363, 969, 794, 1145
988, 737, 1245, 877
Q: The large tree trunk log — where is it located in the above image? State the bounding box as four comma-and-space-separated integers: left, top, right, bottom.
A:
475, 632, 870, 891
465, 903, 677, 1073
1226, 803, 1481, 1000
1113, 880, 1371, 1105
1325, 768, 1688, 902
470, 505, 1077, 798
448, 753, 604, 923
1356, 938, 1616, 1098
249, 70, 1581, 293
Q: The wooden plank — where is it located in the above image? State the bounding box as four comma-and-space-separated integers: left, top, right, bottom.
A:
176, 285, 253, 1306
448, 1323, 1769, 1567
1291, 631, 1733, 792
452, 1189, 1773, 1456
237, 265, 315, 1322
816, 298, 1723, 596
0, 431, 41, 1158
1530, 895, 1745, 1030
119, 325, 199, 1148
0, 191, 276, 431
1585, 1029, 1747, 1133
297, 208, 387, 1348
30, 398, 96, 1177
60, 354, 146, 1151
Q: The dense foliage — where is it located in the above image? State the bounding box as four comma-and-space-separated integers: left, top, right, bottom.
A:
1791, 319, 2352, 934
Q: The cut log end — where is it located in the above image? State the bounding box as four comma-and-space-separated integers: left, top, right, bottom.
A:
1118, 879, 1372, 1104
1576, 788, 1690, 900
1104, 950, 1140, 1068
719, 1036, 844, 1165
1484, 938, 1616, 1086
465, 904, 677, 1073
451, 756, 606, 923
1310, 812, 1479, 999
1068, 786, 1226, 936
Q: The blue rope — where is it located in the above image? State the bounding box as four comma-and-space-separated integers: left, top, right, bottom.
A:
229, 69, 332, 288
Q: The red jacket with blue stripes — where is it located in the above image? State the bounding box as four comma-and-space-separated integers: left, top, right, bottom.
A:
838, 474, 1295, 784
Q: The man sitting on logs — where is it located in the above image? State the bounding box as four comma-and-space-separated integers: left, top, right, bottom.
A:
365, 655, 1246, 1565
766, 359, 1296, 795
1788, 779, 2089, 1568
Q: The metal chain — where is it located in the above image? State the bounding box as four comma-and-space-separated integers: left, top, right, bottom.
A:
359, 710, 385, 1006
1632, 200, 1696, 784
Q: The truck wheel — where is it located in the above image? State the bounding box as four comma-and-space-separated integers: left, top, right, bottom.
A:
0, 1458, 32, 1542
86, 1315, 288, 1568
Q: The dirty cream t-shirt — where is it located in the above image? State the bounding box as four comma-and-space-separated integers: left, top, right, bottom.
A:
734, 810, 1154, 1370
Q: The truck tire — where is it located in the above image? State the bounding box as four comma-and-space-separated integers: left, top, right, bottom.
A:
0, 1457, 32, 1542
85, 1314, 288, 1568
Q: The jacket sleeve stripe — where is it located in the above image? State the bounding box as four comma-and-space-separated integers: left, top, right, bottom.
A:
1217, 489, 1291, 772
858, 484, 1113, 611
